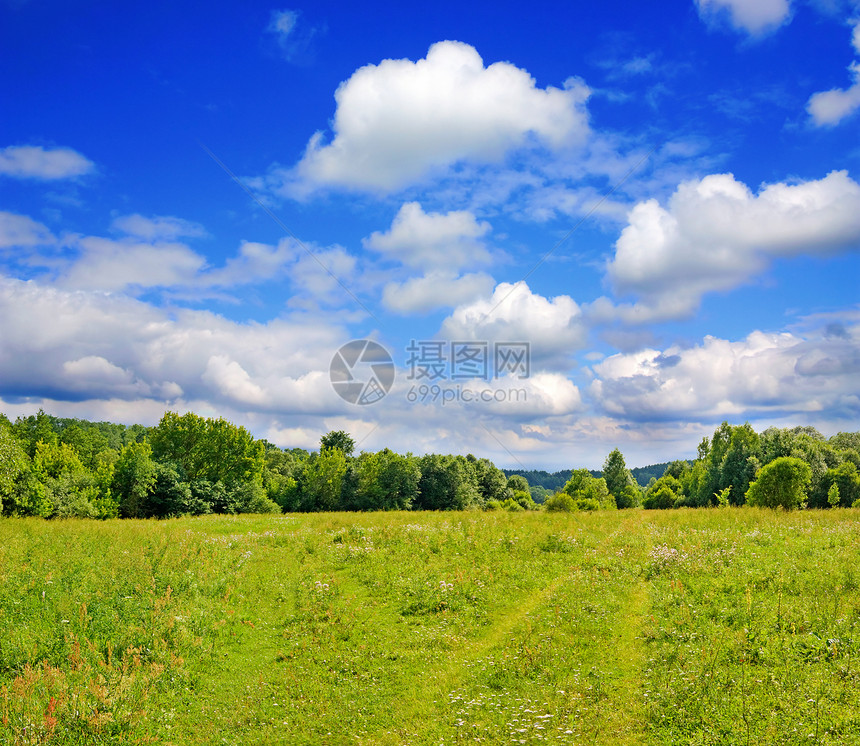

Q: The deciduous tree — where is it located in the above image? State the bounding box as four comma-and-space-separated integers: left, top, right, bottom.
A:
745, 457, 811, 510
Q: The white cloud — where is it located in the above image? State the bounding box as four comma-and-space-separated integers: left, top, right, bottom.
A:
590, 323, 860, 422
112, 214, 207, 241
440, 281, 587, 365
695, 0, 791, 34
382, 271, 495, 314
808, 71, 860, 125
60, 236, 206, 292
289, 40, 590, 192
390, 370, 582, 418
458, 372, 583, 417
0, 145, 95, 180
63, 355, 134, 385
266, 8, 318, 62
202, 355, 267, 406
807, 19, 860, 127
605, 170, 860, 320
364, 202, 492, 271
0, 211, 55, 249
201, 239, 297, 288
286, 245, 359, 307
0, 275, 348, 413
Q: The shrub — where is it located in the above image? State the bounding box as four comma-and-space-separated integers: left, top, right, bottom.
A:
745, 457, 812, 510
544, 492, 575, 512
643, 485, 677, 510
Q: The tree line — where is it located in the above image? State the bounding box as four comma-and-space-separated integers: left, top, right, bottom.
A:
1, 411, 857, 518
639, 423, 860, 510
0, 411, 540, 518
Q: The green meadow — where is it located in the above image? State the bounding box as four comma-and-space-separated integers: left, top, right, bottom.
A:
2, 508, 860, 745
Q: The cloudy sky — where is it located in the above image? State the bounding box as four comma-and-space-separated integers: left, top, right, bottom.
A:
1, 0, 859, 469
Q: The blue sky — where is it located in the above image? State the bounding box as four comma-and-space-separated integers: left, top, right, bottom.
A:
1, 0, 859, 469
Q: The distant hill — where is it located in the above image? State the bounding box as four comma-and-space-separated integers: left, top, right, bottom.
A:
504, 462, 682, 491
629, 463, 674, 487
502, 468, 599, 492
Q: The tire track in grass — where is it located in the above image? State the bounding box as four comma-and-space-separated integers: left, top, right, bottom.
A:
372, 567, 576, 744
593, 513, 651, 746
374, 514, 653, 745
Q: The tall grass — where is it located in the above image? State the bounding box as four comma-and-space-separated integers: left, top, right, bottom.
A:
1, 509, 859, 744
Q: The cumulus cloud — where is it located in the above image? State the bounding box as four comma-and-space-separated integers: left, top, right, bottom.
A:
440, 282, 587, 365
0, 275, 347, 413
604, 170, 860, 320
0, 212, 55, 249
201, 238, 296, 287
391, 370, 582, 418
590, 323, 860, 422
59, 235, 206, 292
382, 271, 495, 314
288, 40, 590, 192
0, 145, 95, 180
695, 0, 791, 34
112, 214, 207, 241
807, 20, 860, 126
286, 245, 360, 308
364, 202, 492, 271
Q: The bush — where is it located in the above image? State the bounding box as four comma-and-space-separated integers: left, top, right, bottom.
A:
643, 485, 677, 510
228, 481, 281, 514
511, 489, 537, 510
544, 492, 575, 512
745, 457, 812, 510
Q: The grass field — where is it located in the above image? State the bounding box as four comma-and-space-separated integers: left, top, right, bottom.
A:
2, 508, 860, 745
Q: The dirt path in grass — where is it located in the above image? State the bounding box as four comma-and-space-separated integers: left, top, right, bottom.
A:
371, 515, 653, 745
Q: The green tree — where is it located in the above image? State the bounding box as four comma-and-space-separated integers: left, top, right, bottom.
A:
828, 483, 841, 508
663, 460, 691, 480
642, 475, 682, 510
58, 423, 111, 470
113, 441, 158, 518
262, 447, 308, 510
745, 457, 811, 510
511, 489, 537, 510
27, 440, 105, 518
12, 410, 59, 458
719, 423, 761, 505
819, 462, 860, 508
225, 480, 280, 514
507, 474, 530, 493
320, 430, 355, 457
346, 449, 420, 511
146, 463, 193, 518
150, 411, 265, 488
416, 454, 480, 511
562, 469, 615, 510
472, 457, 508, 505
0, 422, 30, 515
543, 492, 576, 512
298, 448, 350, 511
602, 449, 638, 508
